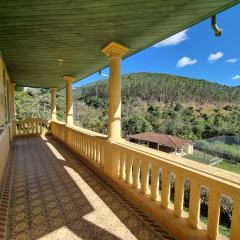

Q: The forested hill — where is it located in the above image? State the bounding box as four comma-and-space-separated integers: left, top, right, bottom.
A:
75, 72, 240, 104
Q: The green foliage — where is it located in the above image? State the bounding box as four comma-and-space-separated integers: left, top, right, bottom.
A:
145, 105, 161, 130
83, 96, 106, 108
174, 102, 183, 112
122, 115, 153, 135
147, 105, 161, 117
15, 72, 240, 140
56, 89, 66, 121
83, 118, 102, 132
15, 89, 51, 120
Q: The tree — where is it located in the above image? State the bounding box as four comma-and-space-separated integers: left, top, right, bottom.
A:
147, 105, 161, 117
122, 115, 153, 136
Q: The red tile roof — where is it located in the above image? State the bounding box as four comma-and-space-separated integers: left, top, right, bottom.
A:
129, 132, 192, 149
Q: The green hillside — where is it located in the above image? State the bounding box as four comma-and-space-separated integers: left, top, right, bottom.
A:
76, 72, 240, 104
15, 72, 240, 140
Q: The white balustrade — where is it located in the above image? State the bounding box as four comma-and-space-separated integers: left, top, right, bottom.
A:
15, 119, 49, 136
51, 120, 240, 240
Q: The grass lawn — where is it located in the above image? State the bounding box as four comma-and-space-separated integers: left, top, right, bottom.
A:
185, 152, 240, 174
184, 151, 213, 164
183, 207, 230, 238
215, 161, 240, 174
200, 216, 230, 238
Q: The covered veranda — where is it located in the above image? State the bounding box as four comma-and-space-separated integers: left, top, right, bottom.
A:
0, 1, 240, 240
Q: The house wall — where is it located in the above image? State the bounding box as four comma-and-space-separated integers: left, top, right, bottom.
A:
0, 125, 11, 191
184, 144, 193, 154
0, 55, 12, 193
0, 57, 4, 126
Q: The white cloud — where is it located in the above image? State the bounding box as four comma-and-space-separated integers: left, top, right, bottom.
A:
208, 52, 223, 63
232, 75, 240, 80
226, 58, 238, 63
176, 57, 197, 68
153, 30, 188, 47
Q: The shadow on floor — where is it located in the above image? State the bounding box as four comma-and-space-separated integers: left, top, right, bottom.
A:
9, 136, 171, 240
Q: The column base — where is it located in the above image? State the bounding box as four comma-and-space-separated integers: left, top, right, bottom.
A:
107, 137, 122, 142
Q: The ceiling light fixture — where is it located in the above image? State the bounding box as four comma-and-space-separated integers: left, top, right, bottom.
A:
57, 58, 64, 66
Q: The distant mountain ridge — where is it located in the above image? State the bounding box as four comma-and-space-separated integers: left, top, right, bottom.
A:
75, 72, 240, 104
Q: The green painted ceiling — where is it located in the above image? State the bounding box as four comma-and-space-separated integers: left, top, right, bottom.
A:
0, 0, 239, 88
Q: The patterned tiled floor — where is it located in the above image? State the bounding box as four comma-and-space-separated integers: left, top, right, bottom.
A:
7, 136, 175, 240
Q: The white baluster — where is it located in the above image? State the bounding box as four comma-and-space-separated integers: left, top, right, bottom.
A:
230, 198, 240, 240
161, 167, 170, 208
151, 164, 160, 201
174, 175, 184, 217
140, 161, 149, 195
125, 154, 133, 184
188, 180, 201, 228
119, 152, 126, 180
132, 158, 140, 189
100, 144, 104, 166
207, 189, 220, 240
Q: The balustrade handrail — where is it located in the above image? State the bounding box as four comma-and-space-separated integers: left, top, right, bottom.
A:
53, 120, 240, 189
15, 118, 48, 123
114, 140, 240, 198
15, 118, 50, 136
115, 140, 240, 190
52, 120, 107, 139
51, 120, 106, 167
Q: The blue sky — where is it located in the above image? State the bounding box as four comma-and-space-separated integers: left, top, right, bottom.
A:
74, 4, 240, 88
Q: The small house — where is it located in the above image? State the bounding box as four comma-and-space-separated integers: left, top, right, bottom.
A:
129, 132, 193, 156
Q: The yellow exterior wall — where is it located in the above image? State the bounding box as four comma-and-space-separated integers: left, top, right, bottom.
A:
0, 55, 13, 190
0, 125, 10, 188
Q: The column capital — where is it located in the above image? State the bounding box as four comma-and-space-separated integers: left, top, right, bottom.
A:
50, 87, 57, 93
10, 82, 16, 91
63, 75, 77, 83
102, 42, 129, 58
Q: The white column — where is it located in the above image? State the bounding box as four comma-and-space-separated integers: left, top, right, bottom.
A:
102, 42, 129, 141
63, 76, 76, 126
50, 88, 57, 121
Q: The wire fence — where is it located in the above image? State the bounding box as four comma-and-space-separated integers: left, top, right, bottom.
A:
191, 135, 240, 165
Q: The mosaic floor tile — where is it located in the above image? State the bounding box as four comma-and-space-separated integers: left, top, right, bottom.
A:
12, 230, 31, 240
49, 216, 66, 229
7, 136, 175, 240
